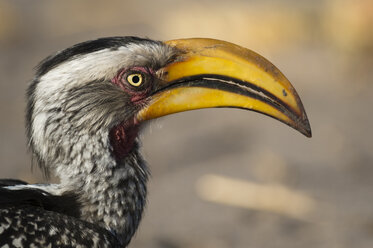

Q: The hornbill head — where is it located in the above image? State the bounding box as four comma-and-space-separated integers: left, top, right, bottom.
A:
27, 37, 310, 179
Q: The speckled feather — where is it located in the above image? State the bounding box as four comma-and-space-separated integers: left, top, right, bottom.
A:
0, 206, 121, 247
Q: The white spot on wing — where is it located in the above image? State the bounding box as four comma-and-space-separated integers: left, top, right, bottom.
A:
12, 236, 26, 247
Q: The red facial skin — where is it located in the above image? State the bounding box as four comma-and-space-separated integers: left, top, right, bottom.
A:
109, 67, 154, 160
109, 118, 139, 160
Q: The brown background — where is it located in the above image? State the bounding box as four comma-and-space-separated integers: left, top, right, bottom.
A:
0, 0, 372, 247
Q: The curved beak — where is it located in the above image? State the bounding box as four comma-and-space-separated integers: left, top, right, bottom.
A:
137, 38, 311, 137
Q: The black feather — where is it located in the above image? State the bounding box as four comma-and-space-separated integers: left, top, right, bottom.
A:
0, 185, 80, 218
0, 179, 28, 187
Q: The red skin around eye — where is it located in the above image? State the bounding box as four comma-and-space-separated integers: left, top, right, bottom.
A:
111, 67, 155, 103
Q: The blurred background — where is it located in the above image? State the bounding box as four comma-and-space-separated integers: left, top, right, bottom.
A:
0, 0, 372, 247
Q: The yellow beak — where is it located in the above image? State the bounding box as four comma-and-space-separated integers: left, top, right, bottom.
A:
137, 38, 311, 137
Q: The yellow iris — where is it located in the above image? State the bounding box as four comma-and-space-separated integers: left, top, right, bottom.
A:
127, 73, 143, 87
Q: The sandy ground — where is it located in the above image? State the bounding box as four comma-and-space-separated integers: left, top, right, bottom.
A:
0, 0, 372, 247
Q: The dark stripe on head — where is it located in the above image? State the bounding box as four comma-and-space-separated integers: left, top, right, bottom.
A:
35, 36, 158, 77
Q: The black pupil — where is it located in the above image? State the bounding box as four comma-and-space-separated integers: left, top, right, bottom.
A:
132, 75, 140, 84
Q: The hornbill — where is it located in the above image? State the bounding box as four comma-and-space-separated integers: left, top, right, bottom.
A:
0, 37, 311, 247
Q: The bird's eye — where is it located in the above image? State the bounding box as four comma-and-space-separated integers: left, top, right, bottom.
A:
127, 73, 143, 87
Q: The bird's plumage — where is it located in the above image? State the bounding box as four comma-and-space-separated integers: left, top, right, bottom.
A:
0, 206, 121, 247
0, 181, 124, 247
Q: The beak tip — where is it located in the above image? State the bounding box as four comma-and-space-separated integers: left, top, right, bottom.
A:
303, 127, 312, 138
294, 98, 312, 138
299, 117, 312, 138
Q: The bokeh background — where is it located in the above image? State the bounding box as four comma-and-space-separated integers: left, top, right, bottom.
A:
0, 0, 372, 247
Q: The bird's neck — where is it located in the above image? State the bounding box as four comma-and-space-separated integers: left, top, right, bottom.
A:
52, 130, 148, 246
